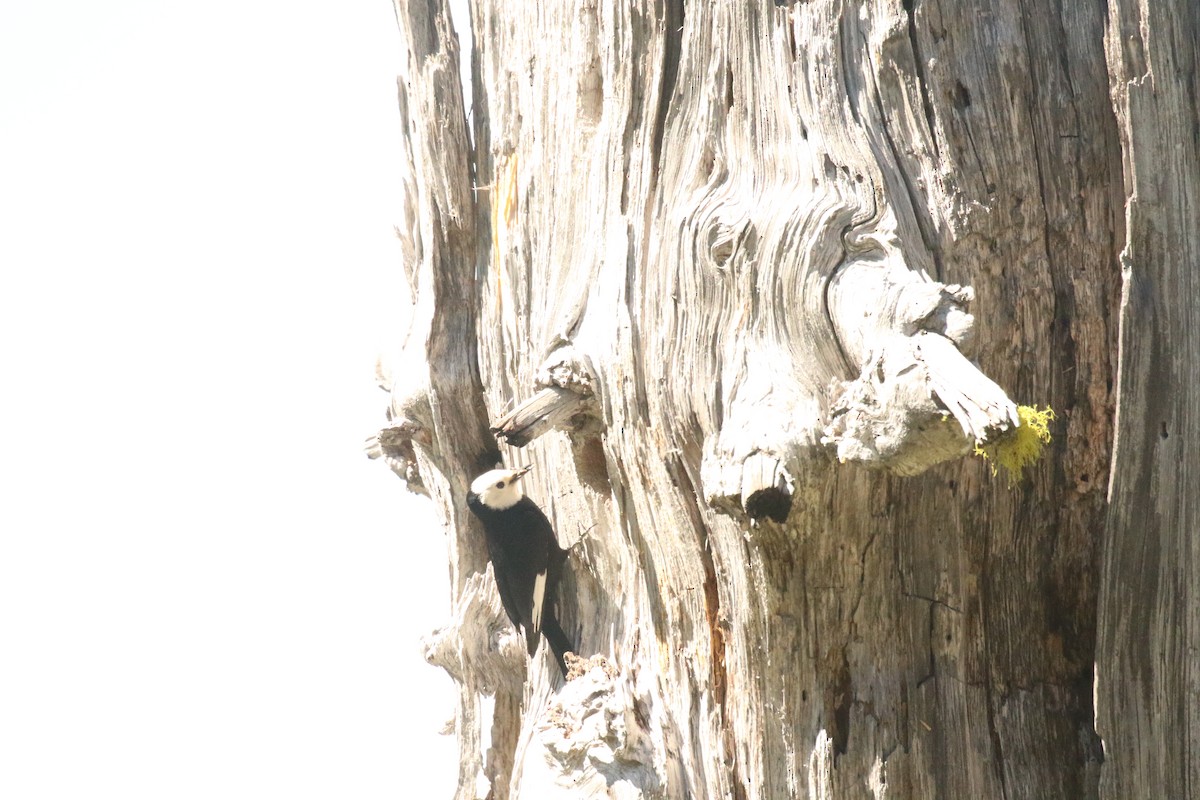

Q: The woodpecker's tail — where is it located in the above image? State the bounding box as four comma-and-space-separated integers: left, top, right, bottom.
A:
541, 613, 574, 679
523, 622, 540, 659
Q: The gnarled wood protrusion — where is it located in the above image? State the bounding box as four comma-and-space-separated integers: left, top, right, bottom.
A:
423, 570, 525, 693
701, 224, 1019, 512
515, 654, 667, 799
821, 244, 1019, 475
366, 352, 440, 494
823, 330, 1019, 476
364, 420, 430, 494
700, 343, 821, 523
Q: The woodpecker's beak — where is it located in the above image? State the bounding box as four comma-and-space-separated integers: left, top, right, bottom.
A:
513, 464, 533, 481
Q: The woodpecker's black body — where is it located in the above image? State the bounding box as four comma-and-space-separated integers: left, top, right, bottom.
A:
467, 468, 573, 678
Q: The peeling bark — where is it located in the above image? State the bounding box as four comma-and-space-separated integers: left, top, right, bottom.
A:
371, 0, 1195, 796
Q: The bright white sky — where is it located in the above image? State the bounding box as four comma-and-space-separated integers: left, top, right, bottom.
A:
0, 1, 470, 796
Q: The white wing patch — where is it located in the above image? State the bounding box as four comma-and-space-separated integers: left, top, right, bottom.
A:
531, 570, 547, 632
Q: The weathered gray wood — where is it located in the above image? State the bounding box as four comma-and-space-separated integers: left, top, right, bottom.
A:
1095, 1, 1200, 797
387, 3, 520, 797
365, 0, 1200, 796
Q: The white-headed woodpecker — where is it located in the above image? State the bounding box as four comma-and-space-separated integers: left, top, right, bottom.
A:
467, 465, 574, 678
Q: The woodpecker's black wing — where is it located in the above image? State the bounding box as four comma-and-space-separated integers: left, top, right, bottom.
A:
486, 546, 526, 634
495, 497, 560, 657
467, 492, 526, 631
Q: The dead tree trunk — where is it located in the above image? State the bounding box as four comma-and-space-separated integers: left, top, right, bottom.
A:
1094, 1, 1200, 797
372, 1, 1198, 797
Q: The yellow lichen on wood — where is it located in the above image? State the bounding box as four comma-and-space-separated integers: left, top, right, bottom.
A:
974, 405, 1055, 485
489, 154, 521, 320
491, 153, 520, 263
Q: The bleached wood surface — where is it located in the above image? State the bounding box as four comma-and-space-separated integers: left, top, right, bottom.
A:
375, 0, 1196, 797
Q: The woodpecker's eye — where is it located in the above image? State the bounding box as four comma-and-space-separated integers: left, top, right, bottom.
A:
495, 481, 505, 489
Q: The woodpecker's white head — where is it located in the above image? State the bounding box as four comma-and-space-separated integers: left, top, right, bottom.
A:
470, 465, 533, 510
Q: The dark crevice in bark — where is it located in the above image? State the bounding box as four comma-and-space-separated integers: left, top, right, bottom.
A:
985, 682, 1012, 800
979, 512, 1011, 800
614, 476, 668, 644
667, 452, 749, 800
1016, 0, 1081, 414
862, 30, 945, 280
903, 0, 942, 160
649, 0, 684, 179
628, 4, 684, 428
961, 111, 994, 197
827, 647, 854, 757
624, 228, 651, 424
903, 592, 962, 615
838, 12, 862, 126
849, 529, 880, 622
915, 600, 937, 689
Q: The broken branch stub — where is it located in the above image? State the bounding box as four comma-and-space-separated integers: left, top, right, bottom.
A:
364, 420, 431, 495
701, 344, 822, 523
491, 387, 591, 447
822, 331, 1009, 476
820, 246, 1019, 474
740, 453, 794, 524
364, 347, 441, 495
492, 347, 599, 448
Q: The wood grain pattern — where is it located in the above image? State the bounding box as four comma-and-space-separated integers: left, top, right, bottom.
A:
374, 0, 1196, 796
1096, 0, 1200, 797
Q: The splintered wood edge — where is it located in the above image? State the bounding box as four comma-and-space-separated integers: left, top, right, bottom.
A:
821, 330, 1019, 470
917, 331, 1020, 440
